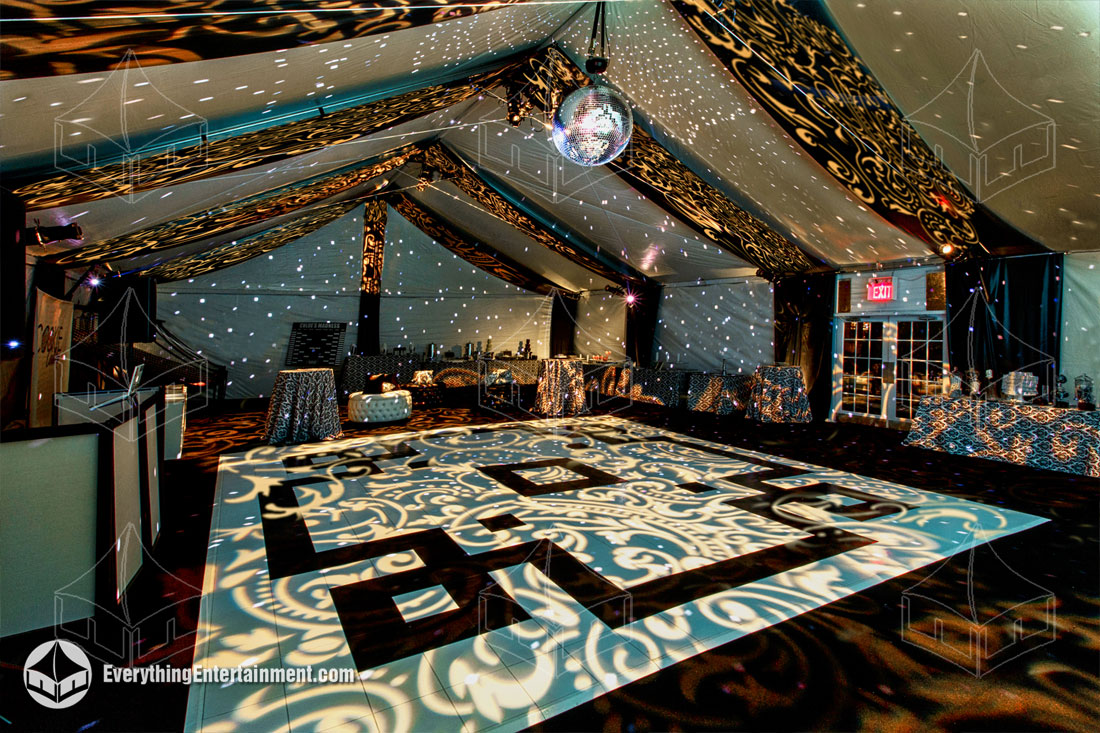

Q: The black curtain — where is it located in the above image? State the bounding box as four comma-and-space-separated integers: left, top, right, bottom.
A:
1, 189, 26, 353
625, 284, 661, 366
774, 271, 836, 421
945, 253, 1063, 394
549, 291, 577, 356
356, 294, 381, 355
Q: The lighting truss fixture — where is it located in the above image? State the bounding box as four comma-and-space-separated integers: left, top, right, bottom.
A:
25, 220, 83, 247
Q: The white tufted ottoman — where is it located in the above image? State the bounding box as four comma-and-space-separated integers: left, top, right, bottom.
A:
348, 390, 412, 423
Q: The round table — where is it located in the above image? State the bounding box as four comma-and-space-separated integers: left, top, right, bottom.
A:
747, 365, 812, 423
263, 368, 342, 444
536, 359, 586, 416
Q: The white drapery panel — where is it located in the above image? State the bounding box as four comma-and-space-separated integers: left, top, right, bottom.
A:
655, 278, 774, 372
1062, 252, 1100, 382
380, 206, 551, 357
573, 290, 627, 360
157, 209, 363, 398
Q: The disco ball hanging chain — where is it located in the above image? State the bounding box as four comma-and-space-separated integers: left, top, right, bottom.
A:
551, 1, 633, 167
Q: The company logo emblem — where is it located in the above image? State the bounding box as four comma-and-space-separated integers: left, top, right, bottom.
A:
23, 640, 93, 709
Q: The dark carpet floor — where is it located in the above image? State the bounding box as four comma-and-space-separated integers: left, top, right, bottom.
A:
1, 405, 1096, 732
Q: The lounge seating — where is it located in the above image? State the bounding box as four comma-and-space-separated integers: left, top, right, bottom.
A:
348, 390, 412, 423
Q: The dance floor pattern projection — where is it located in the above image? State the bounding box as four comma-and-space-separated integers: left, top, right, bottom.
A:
187, 417, 1046, 732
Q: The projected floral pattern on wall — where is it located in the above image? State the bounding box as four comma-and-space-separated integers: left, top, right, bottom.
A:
190, 416, 1044, 731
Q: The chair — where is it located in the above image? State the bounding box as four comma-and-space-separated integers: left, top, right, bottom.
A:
348, 390, 412, 423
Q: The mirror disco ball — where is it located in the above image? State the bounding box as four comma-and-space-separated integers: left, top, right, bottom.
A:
551, 85, 633, 166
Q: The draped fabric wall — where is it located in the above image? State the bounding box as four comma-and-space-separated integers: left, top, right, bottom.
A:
654, 279, 774, 372
157, 209, 364, 398
573, 291, 627, 360
1061, 253, 1100, 383
626, 284, 662, 366
550, 292, 577, 357
774, 272, 837, 421
379, 207, 551, 357
946, 254, 1064, 395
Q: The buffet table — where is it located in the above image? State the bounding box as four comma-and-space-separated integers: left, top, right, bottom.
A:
903, 396, 1100, 477
747, 365, 812, 423
687, 373, 754, 414
264, 368, 342, 445
536, 359, 586, 416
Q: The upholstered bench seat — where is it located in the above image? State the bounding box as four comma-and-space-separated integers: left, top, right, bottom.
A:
348, 390, 412, 423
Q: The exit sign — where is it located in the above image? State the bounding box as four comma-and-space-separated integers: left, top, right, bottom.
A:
867, 276, 894, 302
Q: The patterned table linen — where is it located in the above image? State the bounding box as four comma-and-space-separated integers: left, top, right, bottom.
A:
747, 365, 812, 423
264, 368, 342, 445
903, 396, 1100, 477
536, 359, 586, 416
687, 372, 755, 414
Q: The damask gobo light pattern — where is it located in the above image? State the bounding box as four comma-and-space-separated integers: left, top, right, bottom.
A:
671, 0, 1041, 257
904, 396, 1100, 477
48, 151, 413, 267
388, 194, 566, 297
0, 0, 528, 80
141, 198, 364, 281
523, 48, 814, 277
190, 416, 1045, 731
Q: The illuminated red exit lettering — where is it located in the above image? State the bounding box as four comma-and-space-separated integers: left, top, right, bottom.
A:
867, 277, 894, 302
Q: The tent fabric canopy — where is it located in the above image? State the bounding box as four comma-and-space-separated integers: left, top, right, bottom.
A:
5, 0, 1093, 294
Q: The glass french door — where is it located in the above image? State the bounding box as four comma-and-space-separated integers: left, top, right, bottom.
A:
838, 317, 948, 422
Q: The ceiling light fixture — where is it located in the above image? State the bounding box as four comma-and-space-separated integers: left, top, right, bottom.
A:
24, 220, 83, 247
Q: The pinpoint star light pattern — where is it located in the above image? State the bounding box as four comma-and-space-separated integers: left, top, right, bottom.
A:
552, 85, 634, 167
188, 415, 1045, 732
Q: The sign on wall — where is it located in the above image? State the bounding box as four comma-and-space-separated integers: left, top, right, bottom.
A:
30, 289, 73, 427
867, 276, 894, 302
286, 322, 347, 367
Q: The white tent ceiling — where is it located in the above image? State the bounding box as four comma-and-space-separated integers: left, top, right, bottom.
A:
5, 0, 1095, 294
823, 0, 1099, 252
442, 101, 758, 282
556, 0, 936, 266
0, 2, 577, 165
405, 177, 618, 293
